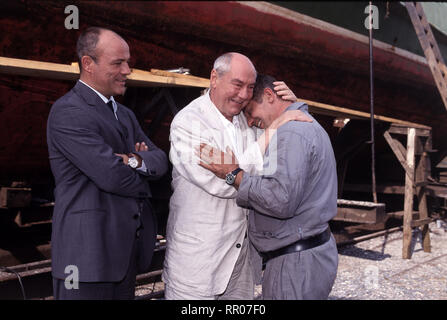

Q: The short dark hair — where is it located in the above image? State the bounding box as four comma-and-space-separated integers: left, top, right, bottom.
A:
252, 74, 277, 103
76, 27, 106, 72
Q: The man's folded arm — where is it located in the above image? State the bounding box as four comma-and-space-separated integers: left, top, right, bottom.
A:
48, 105, 150, 198
132, 125, 169, 180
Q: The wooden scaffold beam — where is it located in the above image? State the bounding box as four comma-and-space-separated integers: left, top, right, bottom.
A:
406, 2, 447, 111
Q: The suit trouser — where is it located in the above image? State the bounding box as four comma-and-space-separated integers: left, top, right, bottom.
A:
262, 234, 338, 300
164, 235, 254, 300
52, 232, 140, 300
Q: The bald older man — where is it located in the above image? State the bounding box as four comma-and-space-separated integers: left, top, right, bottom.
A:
163, 53, 309, 299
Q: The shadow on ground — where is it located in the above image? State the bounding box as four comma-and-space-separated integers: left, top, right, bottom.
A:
338, 246, 392, 261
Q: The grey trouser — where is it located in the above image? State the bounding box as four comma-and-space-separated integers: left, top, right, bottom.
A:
262, 234, 338, 300
164, 236, 254, 300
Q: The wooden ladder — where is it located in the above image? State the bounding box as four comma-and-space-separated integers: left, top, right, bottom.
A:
405, 2, 447, 111
383, 124, 433, 259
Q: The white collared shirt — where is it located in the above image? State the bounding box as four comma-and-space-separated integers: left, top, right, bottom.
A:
210, 100, 244, 161
206, 91, 263, 173
79, 80, 118, 120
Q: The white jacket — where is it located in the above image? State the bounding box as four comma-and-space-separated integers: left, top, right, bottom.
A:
162, 91, 262, 295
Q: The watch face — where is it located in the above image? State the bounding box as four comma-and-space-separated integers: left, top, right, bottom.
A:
226, 173, 235, 185
129, 157, 138, 168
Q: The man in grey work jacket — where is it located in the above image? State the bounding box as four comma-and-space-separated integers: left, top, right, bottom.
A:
199, 73, 338, 299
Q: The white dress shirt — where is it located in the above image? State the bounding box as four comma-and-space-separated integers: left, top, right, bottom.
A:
162, 91, 263, 295
79, 80, 118, 119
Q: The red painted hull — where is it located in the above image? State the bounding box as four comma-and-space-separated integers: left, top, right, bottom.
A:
0, 1, 446, 181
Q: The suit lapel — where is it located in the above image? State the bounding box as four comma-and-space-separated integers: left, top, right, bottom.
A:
73, 81, 130, 152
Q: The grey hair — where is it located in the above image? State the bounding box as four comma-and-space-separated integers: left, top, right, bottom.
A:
213, 52, 233, 77
212, 52, 258, 77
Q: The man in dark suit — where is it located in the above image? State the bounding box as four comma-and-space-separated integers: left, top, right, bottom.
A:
47, 27, 168, 299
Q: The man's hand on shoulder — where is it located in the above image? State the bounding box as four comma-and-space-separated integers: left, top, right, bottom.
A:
273, 81, 298, 102
270, 110, 312, 130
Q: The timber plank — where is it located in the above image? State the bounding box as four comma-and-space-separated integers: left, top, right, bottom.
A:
0, 57, 433, 128
334, 199, 386, 224
0, 57, 210, 88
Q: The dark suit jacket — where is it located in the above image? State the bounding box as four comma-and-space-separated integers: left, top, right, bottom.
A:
47, 81, 168, 282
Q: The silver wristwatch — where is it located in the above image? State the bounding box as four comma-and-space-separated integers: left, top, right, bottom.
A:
225, 168, 242, 185
128, 156, 139, 169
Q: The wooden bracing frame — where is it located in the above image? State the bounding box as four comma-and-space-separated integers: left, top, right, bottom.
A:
383, 124, 432, 259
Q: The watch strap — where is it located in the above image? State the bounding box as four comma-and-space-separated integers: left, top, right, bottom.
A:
231, 167, 242, 176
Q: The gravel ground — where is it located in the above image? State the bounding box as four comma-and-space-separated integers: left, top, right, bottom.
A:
329, 220, 447, 300
135, 281, 165, 299
138, 220, 447, 300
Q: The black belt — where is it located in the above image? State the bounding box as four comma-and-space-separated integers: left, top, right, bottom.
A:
260, 228, 331, 264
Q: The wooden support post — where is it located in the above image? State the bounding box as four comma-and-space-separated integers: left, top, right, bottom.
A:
385, 124, 433, 259
403, 128, 416, 259
415, 137, 431, 253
